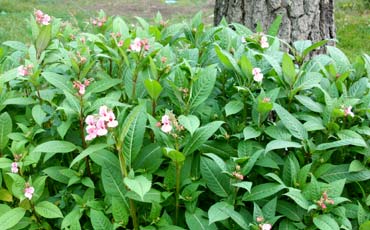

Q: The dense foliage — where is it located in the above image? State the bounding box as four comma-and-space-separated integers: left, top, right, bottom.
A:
0, 10, 369, 230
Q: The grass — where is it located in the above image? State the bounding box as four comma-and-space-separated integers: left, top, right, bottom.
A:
0, 0, 368, 59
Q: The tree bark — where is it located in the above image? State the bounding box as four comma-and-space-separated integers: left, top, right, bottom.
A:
214, 0, 336, 44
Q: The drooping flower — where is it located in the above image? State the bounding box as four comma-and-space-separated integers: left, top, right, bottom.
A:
24, 183, 35, 200
11, 162, 19, 173
96, 118, 108, 136
343, 106, 354, 117
85, 125, 98, 141
85, 115, 96, 126
260, 223, 272, 230
117, 40, 124, 47
160, 115, 172, 133
106, 111, 118, 128
99, 105, 109, 121
252, 67, 264, 82
260, 35, 269, 48
18, 64, 33, 77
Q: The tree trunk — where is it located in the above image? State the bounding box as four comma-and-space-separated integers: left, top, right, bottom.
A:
214, 0, 336, 44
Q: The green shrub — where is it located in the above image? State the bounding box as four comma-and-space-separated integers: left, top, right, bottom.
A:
0, 10, 369, 230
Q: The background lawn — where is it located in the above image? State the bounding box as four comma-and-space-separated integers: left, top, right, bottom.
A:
0, 0, 368, 59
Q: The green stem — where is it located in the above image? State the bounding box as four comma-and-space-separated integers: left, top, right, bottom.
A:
118, 149, 139, 230
175, 161, 181, 225
78, 97, 91, 177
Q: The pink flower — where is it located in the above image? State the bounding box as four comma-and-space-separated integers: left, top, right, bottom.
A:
24, 184, 35, 200
129, 38, 142, 52
96, 118, 108, 136
41, 14, 51, 25
34, 9, 51, 25
11, 162, 19, 173
85, 125, 98, 141
99, 105, 109, 121
18, 65, 28, 76
92, 19, 98, 25
260, 223, 272, 230
232, 171, 244, 180
252, 68, 263, 82
118, 40, 124, 47
85, 115, 96, 126
73, 81, 86, 95
343, 106, 354, 117
160, 115, 172, 133
262, 97, 271, 103
107, 111, 118, 128
260, 35, 269, 48
256, 216, 264, 223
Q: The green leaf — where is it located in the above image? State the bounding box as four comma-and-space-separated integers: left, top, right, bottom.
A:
112, 196, 129, 226
294, 40, 312, 55
279, 219, 298, 230
302, 40, 328, 57
268, 15, 282, 37
185, 209, 217, 230
35, 201, 63, 219
292, 72, 322, 94
163, 148, 185, 164
36, 24, 51, 55
360, 221, 370, 230
32, 141, 77, 154
313, 214, 339, 230
265, 140, 301, 153
232, 181, 252, 192
32, 105, 47, 126
2, 41, 27, 52
208, 202, 232, 225
0, 207, 26, 229
178, 115, 200, 136
349, 160, 366, 172
243, 183, 285, 201
282, 53, 296, 85
0, 112, 12, 150
132, 143, 163, 173
241, 149, 264, 175
124, 175, 151, 201
327, 46, 351, 74
200, 156, 230, 197
119, 105, 147, 168
225, 100, 244, 116
86, 79, 121, 94
284, 188, 309, 210
295, 95, 323, 113
70, 144, 108, 168
183, 121, 223, 155
90, 209, 113, 230
112, 17, 130, 37
243, 127, 261, 140
188, 65, 217, 110
214, 45, 241, 74
273, 103, 308, 140
3, 97, 36, 105
61, 208, 82, 229
349, 78, 368, 97
316, 138, 367, 150
144, 79, 162, 101
42, 72, 72, 93
203, 153, 227, 171
277, 201, 303, 222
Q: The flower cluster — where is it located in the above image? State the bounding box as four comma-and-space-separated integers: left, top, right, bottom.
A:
85, 106, 118, 141
129, 38, 150, 52
342, 105, 354, 117
316, 191, 334, 210
76, 51, 87, 65
24, 183, 35, 200
34, 9, 51, 25
92, 16, 107, 27
11, 162, 19, 173
252, 67, 264, 82
73, 79, 91, 96
260, 35, 269, 48
18, 64, 33, 77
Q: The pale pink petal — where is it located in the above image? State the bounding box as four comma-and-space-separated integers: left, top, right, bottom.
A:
253, 73, 264, 82
85, 115, 96, 126
107, 120, 118, 128
161, 124, 172, 133
252, 67, 261, 76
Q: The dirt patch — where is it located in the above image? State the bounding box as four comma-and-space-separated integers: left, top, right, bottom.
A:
83, 0, 215, 22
